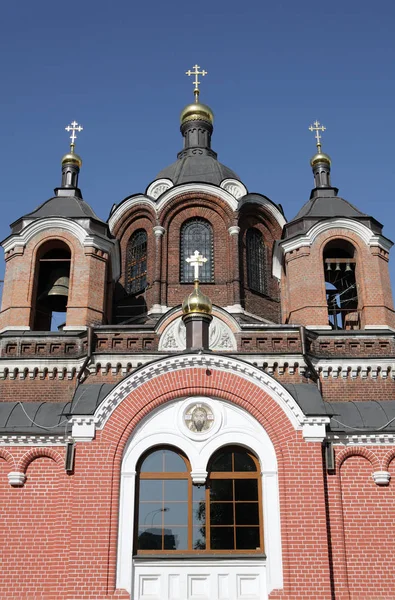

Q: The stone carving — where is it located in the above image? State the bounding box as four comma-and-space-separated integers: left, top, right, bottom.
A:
220, 179, 247, 200
159, 315, 236, 351
146, 178, 173, 199
184, 402, 214, 433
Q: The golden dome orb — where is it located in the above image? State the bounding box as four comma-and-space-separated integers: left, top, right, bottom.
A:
180, 102, 214, 125
61, 152, 82, 168
310, 151, 331, 167
182, 282, 212, 316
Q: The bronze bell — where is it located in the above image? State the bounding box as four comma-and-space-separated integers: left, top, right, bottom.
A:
40, 268, 70, 312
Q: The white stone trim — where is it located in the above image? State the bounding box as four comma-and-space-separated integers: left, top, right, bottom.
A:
109, 184, 240, 232
314, 359, 395, 380
239, 196, 287, 229
372, 471, 391, 485
8, 472, 26, 486
220, 179, 248, 199
281, 218, 393, 254
71, 417, 96, 441
329, 433, 395, 446
89, 354, 307, 431
228, 225, 240, 236
152, 225, 165, 238
146, 179, 174, 199
117, 397, 282, 596
0, 436, 69, 446
2, 217, 120, 281
0, 326, 31, 334
303, 417, 330, 442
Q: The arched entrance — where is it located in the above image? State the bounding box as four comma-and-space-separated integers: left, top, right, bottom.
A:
117, 396, 282, 599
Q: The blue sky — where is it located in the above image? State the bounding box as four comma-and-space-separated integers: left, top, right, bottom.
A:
1, 0, 395, 290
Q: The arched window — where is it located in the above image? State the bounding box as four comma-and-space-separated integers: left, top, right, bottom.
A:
126, 230, 147, 295
246, 228, 266, 294
180, 218, 214, 283
323, 239, 359, 330
135, 445, 263, 554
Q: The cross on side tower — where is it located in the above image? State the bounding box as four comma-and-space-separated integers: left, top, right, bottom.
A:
309, 120, 326, 152
186, 250, 207, 281
185, 64, 207, 102
65, 120, 83, 152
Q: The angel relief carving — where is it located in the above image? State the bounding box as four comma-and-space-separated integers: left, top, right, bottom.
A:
159, 316, 236, 351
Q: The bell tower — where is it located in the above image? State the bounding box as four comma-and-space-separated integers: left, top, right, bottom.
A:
0, 122, 117, 332
280, 121, 395, 330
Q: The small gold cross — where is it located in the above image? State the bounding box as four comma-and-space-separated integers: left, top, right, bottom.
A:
309, 120, 326, 152
65, 120, 83, 152
185, 64, 207, 101
186, 250, 207, 281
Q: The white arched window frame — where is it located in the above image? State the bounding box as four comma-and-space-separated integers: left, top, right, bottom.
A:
116, 396, 283, 598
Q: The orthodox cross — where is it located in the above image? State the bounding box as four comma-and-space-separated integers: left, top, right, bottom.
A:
309, 120, 326, 152
65, 120, 83, 152
185, 64, 207, 101
186, 250, 207, 281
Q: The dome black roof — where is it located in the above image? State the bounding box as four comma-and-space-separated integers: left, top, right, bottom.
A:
155, 155, 240, 186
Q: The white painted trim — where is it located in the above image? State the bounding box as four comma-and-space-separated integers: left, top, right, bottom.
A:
238, 196, 287, 229
117, 397, 282, 596
0, 326, 31, 333
372, 471, 391, 485
303, 417, 330, 442
108, 184, 240, 232
329, 433, 395, 445
2, 217, 120, 281
146, 179, 174, 199
0, 436, 69, 446
281, 218, 393, 254
8, 472, 26, 486
220, 178, 248, 199
90, 353, 307, 431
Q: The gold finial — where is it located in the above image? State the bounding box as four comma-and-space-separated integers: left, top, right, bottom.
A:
182, 251, 212, 315
185, 64, 207, 102
309, 120, 326, 153
65, 120, 83, 153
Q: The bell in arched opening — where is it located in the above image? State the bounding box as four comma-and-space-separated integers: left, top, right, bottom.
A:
39, 267, 70, 312
34, 244, 71, 331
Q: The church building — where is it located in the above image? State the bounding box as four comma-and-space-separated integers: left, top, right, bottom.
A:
1, 66, 395, 600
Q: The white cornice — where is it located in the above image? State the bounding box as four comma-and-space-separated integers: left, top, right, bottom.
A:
86, 353, 308, 431
2, 218, 120, 281
108, 184, 239, 232
281, 219, 393, 254
329, 433, 395, 446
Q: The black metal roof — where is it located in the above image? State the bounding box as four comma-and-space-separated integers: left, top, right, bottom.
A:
1, 382, 395, 435
155, 155, 240, 187
24, 195, 101, 220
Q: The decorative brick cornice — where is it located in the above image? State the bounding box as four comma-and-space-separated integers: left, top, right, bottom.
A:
89, 353, 308, 430
0, 435, 69, 446
329, 433, 395, 446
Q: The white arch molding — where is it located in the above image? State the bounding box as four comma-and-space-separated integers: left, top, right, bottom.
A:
116, 396, 283, 599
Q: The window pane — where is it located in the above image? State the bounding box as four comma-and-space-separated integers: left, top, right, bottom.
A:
193, 526, 206, 550
210, 503, 234, 525
235, 503, 259, 525
234, 451, 257, 472
140, 450, 164, 472
140, 449, 187, 473
235, 479, 258, 501
137, 527, 162, 550
181, 219, 213, 283
211, 451, 232, 472
138, 502, 163, 526
164, 451, 187, 472
210, 527, 234, 550
210, 480, 233, 501
236, 527, 260, 550
164, 503, 188, 526
139, 480, 163, 502
164, 480, 188, 501
126, 229, 147, 295
193, 485, 206, 502
164, 527, 188, 550
193, 502, 206, 526
246, 228, 266, 294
